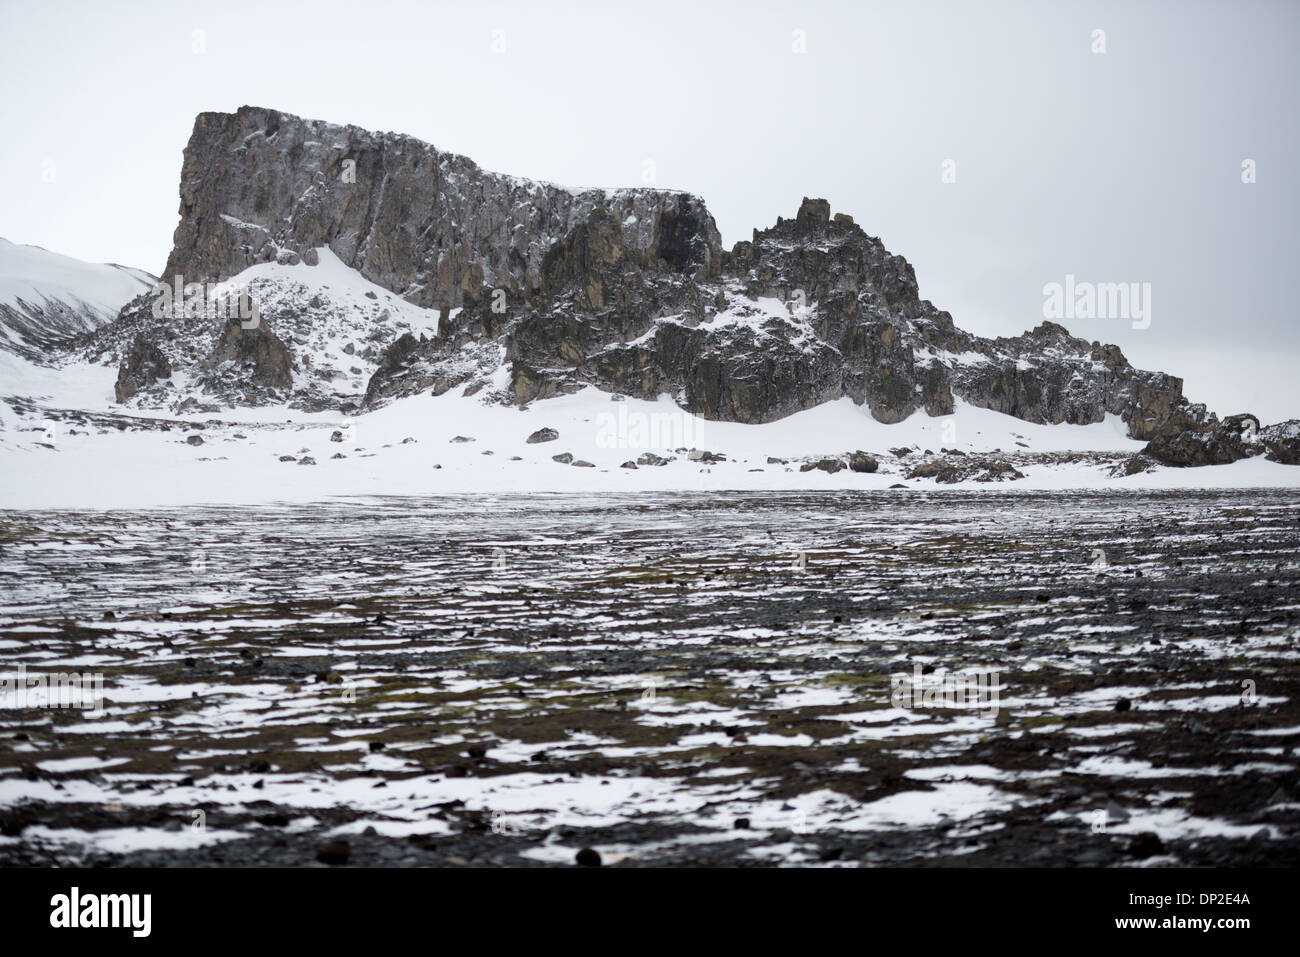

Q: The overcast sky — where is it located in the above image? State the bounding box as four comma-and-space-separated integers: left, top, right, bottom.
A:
2, 0, 1296, 419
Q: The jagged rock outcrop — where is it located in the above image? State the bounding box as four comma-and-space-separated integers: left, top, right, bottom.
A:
202, 318, 293, 392
369, 192, 1187, 430
114, 333, 172, 401
1141, 408, 1257, 467
1137, 411, 1300, 468
161, 105, 719, 306
80, 106, 1278, 452
1261, 421, 1300, 464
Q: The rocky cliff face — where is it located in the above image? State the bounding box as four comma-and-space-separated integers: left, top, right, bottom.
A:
364, 191, 1188, 433
161, 106, 720, 307
82, 106, 1282, 454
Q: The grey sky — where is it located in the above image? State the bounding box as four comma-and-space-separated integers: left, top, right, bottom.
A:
3, 0, 1296, 419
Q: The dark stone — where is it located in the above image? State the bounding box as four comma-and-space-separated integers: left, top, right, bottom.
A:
848, 451, 878, 473
1128, 832, 1165, 859
114, 333, 172, 402
316, 840, 351, 865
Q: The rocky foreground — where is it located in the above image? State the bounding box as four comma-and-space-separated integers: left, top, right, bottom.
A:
1, 491, 1297, 867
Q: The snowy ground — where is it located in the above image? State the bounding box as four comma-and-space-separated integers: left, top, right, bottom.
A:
3, 353, 1299, 510
0, 491, 1297, 867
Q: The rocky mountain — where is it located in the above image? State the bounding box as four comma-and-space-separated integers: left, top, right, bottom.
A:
50, 106, 1299, 467
0, 237, 154, 363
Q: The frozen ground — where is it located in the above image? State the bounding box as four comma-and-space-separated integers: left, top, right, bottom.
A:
3, 366, 1299, 509
0, 491, 1297, 867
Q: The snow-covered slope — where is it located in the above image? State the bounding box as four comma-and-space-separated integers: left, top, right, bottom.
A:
3, 383, 1300, 509
77, 248, 447, 413
0, 238, 155, 362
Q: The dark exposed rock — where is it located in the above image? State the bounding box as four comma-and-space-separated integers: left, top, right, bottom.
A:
574, 847, 602, 867
89, 106, 1275, 451
526, 428, 559, 444
203, 318, 292, 392
315, 840, 351, 865
1128, 832, 1165, 859
636, 452, 668, 466
552, 452, 573, 464
114, 333, 172, 402
185, 434, 203, 446
1142, 409, 1260, 467
161, 105, 719, 306
907, 454, 1025, 484
687, 449, 725, 463
800, 458, 845, 474
365, 190, 1187, 433
1261, 420, 1300, 464
849, 451, 878, 473
1113, 453, 1158, 476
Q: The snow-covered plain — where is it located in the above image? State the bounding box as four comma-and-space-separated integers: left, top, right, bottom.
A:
3, 358, 1300, 509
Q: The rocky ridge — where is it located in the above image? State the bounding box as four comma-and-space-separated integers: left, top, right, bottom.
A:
57, 106, 1298, 466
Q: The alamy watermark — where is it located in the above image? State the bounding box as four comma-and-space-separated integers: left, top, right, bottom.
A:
151, 276, 261, 329
595, 404, 705, 450
1, 663, 104, 717
1042, 275, 1151, 330
890, 664, 1000, 718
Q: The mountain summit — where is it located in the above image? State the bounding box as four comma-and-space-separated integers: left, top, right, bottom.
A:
15, 105, 1283, 472
99, 107, 1182, 434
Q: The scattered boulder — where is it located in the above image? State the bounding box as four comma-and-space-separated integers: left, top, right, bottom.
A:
687, 449, 725, 463
552, 452, 574, 464
637, 452, 669, 466
1112, 453, 1158, 476
907, 455, 1024, 484
572, 459, 595, 468
185, 434, 204, 446
316, 840, 351, 866
574, 847, 602, 867
1128, 832, 1165, 859
620, 460, 637, 469
848, 451, 878, 473
526, 427, 559, 444
298, 456, 316, 466
800, 458, 845, 474
450, 435, 476, 444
